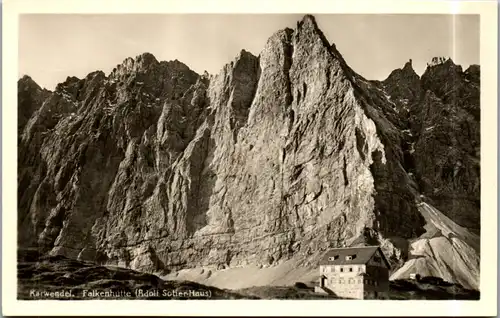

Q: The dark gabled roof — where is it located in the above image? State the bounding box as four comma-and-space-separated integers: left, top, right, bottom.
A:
319, 246, 391, 269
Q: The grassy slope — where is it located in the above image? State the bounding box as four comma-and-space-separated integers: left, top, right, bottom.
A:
17, 249, 254, 300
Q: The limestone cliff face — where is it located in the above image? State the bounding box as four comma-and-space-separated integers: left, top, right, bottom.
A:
408, 59, 480, 232
18, 15, 479, 285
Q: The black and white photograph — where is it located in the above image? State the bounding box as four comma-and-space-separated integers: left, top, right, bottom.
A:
2, 0, 498, 316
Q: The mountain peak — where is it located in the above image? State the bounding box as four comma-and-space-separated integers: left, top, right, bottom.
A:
424, 56, 463, 79
18, 75, 43, 92
19, 74, 33, 82
232, 49, 257, 63
466, 64, 480, 73
297, 14, 323, 35
135, 52, 159, 65
427, 56, 457, 68
300, 14, 318, 27
295, 14, 333, 53
403, 59, 414, 71
401, 59, 419, 78
444, 57, 456, 65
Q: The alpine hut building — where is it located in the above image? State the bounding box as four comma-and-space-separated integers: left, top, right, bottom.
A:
315, 246, 391, 299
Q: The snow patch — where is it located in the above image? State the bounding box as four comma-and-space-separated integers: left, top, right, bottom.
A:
401, 129, 413, 136
409, 142, 415, 154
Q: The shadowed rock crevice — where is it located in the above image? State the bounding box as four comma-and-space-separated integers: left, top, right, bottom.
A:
282, 28, 295, 108
228, 51, 261, 143
355, 128, 366, 161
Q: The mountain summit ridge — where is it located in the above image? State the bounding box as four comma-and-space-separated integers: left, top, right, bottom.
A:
17, 14, 480, 291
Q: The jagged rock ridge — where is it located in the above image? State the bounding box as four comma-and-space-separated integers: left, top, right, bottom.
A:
18, 15, 480, 290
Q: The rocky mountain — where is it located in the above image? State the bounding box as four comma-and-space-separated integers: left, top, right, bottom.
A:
17, 15, 480, 291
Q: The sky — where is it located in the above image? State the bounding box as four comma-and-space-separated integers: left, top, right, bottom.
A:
19, 14, 480, 90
